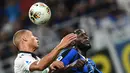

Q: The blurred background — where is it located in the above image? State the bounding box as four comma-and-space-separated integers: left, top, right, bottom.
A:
0, 0, 130, 73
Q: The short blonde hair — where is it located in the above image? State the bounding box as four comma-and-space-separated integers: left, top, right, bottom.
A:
13, 29, 29, 47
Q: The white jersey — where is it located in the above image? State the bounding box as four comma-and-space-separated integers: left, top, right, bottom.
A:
14, 52, 49, 73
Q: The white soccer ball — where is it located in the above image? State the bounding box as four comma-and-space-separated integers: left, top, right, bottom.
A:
29, 2, 51, 25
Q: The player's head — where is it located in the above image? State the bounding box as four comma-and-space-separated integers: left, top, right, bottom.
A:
13, 29, 39, 51
73, 29, 91, 52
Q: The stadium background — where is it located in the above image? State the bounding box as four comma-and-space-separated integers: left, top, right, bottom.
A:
0, 0, 130, 73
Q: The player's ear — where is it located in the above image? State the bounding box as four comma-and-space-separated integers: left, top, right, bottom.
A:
71, 40, 76, 46
22, 36, 28, 42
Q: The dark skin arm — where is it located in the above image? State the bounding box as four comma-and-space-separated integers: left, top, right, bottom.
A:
29, 33, 77, 72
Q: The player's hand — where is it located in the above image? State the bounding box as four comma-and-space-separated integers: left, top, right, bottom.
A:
56, 33, 77, 50
49, 61, 64, 71
68, 59, 86, 68
50, 59, 86, 73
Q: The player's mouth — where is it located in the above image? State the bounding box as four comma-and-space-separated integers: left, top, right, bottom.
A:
37, 40, 39, 45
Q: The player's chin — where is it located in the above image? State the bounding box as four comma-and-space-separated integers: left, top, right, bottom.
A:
36, 45, 39, 49
34, 45, 39, 50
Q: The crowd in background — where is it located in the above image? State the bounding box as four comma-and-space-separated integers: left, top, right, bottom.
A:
0, 0, 130, 73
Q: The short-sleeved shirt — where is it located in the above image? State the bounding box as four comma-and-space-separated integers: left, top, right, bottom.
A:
14, 52, 49, 73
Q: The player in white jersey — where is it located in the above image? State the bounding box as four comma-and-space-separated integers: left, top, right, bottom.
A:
13, 29, 77, 73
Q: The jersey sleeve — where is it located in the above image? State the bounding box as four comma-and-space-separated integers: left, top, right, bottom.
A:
22, 55, 37, 71
56, 48, 79, 66
14, 58, 24, 73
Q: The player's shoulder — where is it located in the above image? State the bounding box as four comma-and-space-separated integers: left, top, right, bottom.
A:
14, 54, 24, 64
14, 53, 31, 64
58, 48, 78, 58
60, 48, 78, 54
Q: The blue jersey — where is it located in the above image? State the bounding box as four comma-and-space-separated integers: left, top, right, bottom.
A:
56, 48, 102, 73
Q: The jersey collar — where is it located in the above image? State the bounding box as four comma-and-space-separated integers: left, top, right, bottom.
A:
18, 51, 37, 59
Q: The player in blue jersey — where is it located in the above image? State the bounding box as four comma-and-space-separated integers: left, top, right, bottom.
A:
50, 29, 102, 73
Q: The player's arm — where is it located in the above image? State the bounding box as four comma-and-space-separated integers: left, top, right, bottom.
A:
50, 59, 86, 73
29, 33, 77, 72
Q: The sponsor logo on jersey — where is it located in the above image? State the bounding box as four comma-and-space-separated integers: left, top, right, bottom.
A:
57, 56, 63, 61
26, 61, 31, 65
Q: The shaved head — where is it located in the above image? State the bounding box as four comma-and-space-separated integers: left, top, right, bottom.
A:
13, 29, 39, 51
13, 29, 29, 47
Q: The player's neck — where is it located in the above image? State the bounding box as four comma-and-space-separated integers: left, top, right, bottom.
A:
18, 44, 34, 53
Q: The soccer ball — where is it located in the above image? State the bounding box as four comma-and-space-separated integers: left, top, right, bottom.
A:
29, 2, 51, 25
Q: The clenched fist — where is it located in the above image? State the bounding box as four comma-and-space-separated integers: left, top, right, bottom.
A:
49, 61, 64, 71
68, 59, 86, 68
